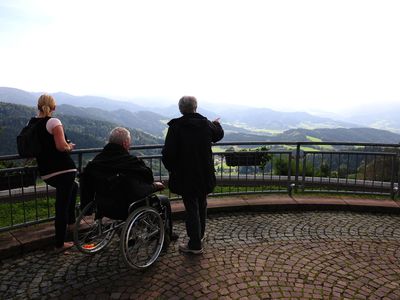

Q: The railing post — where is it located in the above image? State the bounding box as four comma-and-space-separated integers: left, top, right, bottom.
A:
78, 152, 83, 173
302, 152, 307, 192
287, 153, 293, 196
294, 143, 301, 193
391, 154, 398, 200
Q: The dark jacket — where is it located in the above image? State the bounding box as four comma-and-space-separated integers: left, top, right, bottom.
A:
161, 113, 224, 196
80, 143, 157, 219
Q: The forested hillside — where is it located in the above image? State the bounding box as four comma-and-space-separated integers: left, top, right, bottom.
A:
0, 102, 162, 155
57, 104, 168, 137
276, 128, 400, 143
222, 127, 400, 144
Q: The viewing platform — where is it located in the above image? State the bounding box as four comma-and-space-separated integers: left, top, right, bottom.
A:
1, 141, 400, 299
1, 194, 400, 259
1, 194, 400, 299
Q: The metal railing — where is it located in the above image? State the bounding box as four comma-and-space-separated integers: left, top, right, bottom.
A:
1, 141, 399, 232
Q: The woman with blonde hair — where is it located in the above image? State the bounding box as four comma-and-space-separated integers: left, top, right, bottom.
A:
30, 94, 77, 251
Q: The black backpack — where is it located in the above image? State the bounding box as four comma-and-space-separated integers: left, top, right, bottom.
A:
17, 118, 47, 158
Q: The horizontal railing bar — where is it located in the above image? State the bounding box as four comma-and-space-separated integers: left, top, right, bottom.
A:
0, 217, 55, 233
1, 140, 399, 232
303, 151, 398, 156
216, 141, 400, 147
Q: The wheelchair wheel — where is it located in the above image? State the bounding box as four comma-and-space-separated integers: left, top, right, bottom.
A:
120, 207, 164, 269
74, 201, 116, 254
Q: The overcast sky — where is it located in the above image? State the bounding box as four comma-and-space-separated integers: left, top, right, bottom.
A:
0, 0, 399, 113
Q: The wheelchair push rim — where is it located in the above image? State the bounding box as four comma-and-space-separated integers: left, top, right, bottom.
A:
120, 207, 165, 269
74, 201, 116, 254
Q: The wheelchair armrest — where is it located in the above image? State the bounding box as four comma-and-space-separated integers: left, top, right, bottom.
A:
127, 194, 159, 215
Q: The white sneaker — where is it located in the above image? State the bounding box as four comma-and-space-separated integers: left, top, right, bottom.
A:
201, 234, 207, 243
179, 243, 203, 255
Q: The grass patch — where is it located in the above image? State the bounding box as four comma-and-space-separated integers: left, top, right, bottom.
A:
296, 191, 390, 200
306, 136, 322, 142
0, 197, 56, 228
214, 185, 287, 194
212, 146, 227, 153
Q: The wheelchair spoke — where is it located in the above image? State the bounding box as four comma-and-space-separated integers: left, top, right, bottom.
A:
121, 207, 165, 269
74, 201, 116, 254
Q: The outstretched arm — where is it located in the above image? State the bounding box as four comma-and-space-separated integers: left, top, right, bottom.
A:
210, 119, 224, 143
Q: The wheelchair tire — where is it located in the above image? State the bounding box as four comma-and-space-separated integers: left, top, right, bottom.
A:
120, 207, 164, 269
74, 201, 116, 254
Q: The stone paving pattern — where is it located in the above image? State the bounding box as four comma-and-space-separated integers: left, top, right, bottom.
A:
1, 210, 400, 299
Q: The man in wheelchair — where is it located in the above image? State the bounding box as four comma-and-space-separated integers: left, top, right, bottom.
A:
80, 127, 177, 244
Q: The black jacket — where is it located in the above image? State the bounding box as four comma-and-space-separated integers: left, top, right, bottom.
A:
162, 113, 224, 196
32, 117, 76, 176
80, 143, 157, 219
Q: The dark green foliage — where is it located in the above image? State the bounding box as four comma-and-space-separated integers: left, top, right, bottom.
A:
0, 102, 162, 155
273, 156, 313, 176
224, 146, 271, 169
317, 162, 330, 177
57, 104, 168, 137
0, 196, 56, 228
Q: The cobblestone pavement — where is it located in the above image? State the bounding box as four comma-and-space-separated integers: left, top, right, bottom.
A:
1, 210, 400, 300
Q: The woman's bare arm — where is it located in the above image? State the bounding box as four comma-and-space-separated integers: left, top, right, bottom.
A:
53, 125, 75, 152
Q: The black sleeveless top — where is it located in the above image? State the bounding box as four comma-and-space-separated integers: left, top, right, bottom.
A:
29, 117, 76, 176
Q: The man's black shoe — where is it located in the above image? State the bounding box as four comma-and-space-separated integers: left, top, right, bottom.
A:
127, 239, 135, 247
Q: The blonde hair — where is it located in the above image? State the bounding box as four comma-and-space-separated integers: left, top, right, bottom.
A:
37, 94, 56, 117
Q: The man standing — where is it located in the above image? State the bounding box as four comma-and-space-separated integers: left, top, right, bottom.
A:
162, 96, 224, 254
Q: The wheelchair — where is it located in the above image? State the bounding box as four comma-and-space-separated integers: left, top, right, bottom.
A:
74, 173, 170, 270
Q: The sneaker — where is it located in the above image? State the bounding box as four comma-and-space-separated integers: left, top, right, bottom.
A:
201, 233, 207, 243
179, 243, 203, 255
54, 241, 74, 253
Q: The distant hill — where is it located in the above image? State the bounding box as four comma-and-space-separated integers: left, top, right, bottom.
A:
0, 87, 37, 106
2, 101, 400, 157
152, 104, 220, 120
222, 127, 400, 144
274, 128, 400, 143
3, 87, 400, 141
57, 104, 168, 137
211, 106, 359, 131
57, 104, 262, 138
0, 87, 168, 137
1, 87, 364, 133
49, 92, 145, 112
0, 102, 162, 156
0, 87, 145, 113
338, 102, 400, 134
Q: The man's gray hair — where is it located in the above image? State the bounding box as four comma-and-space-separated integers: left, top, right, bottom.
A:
109, 127, 131, 145
178, 96, 197, 114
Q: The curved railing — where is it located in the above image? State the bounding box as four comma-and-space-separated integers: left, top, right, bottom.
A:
1, 141, 399, 232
